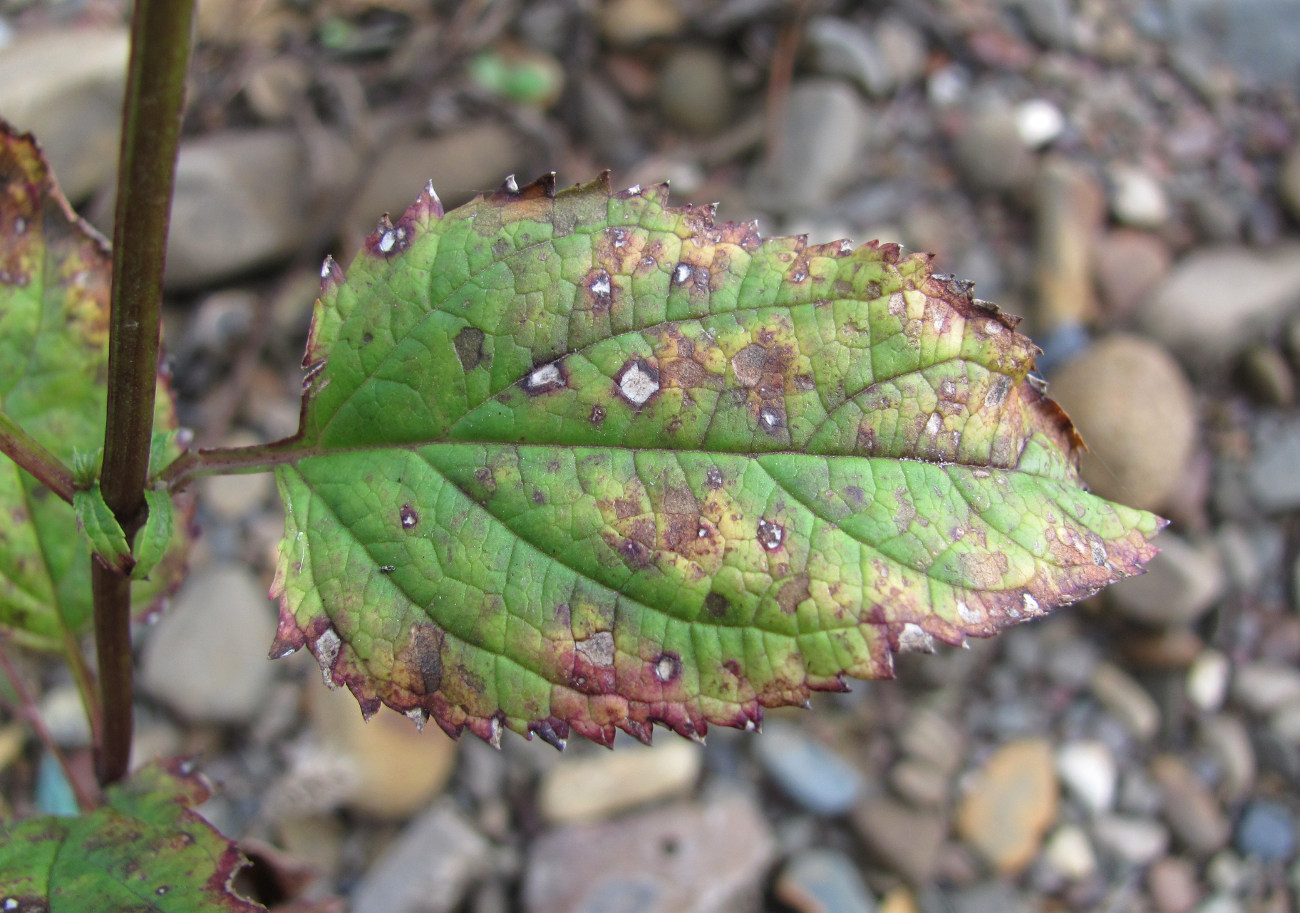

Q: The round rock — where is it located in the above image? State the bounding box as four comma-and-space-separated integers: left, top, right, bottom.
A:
1047, 334, 1197, 512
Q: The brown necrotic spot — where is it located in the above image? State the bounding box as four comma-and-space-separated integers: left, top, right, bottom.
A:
756, 518, 784, 551
758, 407, 785, 434
777, 575, 811, 613
400, 624, 444, 695
523, 359, 567, 394
590, 404, 606, 425
400, 504, 419, 528
705, 467, 723, 489
454, 326, 486, 371
704, 591, 730, 618
585, 268, 613, 312
652, 652, 681, 682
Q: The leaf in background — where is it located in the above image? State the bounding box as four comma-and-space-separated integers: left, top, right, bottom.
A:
0, 758, 265, 911
270, 174, 1162, 747
0, 122, 193, 653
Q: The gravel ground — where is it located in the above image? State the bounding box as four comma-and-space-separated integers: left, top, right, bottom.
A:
2, 1, 1300, 911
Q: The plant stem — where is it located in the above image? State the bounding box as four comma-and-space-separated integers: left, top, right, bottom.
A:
0, 413, 76, 505
156, 438, 311, 491
0, 639, 100, 811
95, 0, 195, 787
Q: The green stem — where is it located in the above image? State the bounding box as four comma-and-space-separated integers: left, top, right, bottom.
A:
95, 0, 196, 787
0, 413, 76, 504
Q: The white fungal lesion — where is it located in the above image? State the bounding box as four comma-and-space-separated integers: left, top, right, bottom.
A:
897, 622, 936, 654
673, 263, 693, 285
925, 412, 942, 436
957, 599, 979, 625
314, 628, 342, 687
406, 708, 429, 732
526, 362, 565, 392
758, 407, 784, 431
576, 631, 616, 667
1022, 593, 1041, 614
589, 272, 612, 297
618, 362, 660, 405
377, 226, 406, 253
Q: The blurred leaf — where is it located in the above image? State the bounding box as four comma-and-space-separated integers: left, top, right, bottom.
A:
0, 122, 193, 653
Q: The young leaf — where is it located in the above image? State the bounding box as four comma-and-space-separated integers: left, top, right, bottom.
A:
0, 122, 193, 652
270, 174, 1162, 747
73, 480, 134, 576
0, 758, 264, 911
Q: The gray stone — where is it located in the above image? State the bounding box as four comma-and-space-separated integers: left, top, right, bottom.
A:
1137, 245, 1300, 363
0, 28, 129, 201
944, 880, 1036, 913
352, 802, 491, 913
1090, 662, 1161, 742
754, 721, 863, 816
1091, 814, 1170, 866
656, 48, 735, 135
1146, 857, 1200, 913
1047, 335, 1197, 512
1234, 799, 1296, 862
1280, 144, 1300, 223
537, 740, 701, 824
1238, 344, 1296, 408
165, 130, 309, 291
1170, 0, 1300, 87
1231, 661, 1300, 715
889, 757, 951, 809
1246, 416, 1300, 512
852, 796, 947, 885
1107, 534, 1225, 627
1151, 755, 1231, 856
896, 707, 965, 775
776, 848, 877, 913
1093, 229, 1172, 317
139, 564, 276, 724
874, 16, 928, 87
758, 79, 866, 212
1108, 164, 1170, 228
1197, 714, 1255, 802
952, 105, 1036, 195
522, 793, 775, 913
805, 17, 893, 98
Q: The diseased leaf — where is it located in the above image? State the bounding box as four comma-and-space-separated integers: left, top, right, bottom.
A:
270, 174, 1162, 747
0, 759, 265, 911
0, 122, 192, 652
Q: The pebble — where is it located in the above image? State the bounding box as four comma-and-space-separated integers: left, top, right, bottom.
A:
1147, 856, 1201, 913
874, 16, 928, 87
1034, 157, 1103, 328
1234, 799, 1297, 862
1015, 99, 1065, 148
656, 47, 734, 135
1151, 755, 1231, 856
1197, 714, 1256, 802
1055, 740, 1117, 814
1245, 416, 1300, 512
1093, 229, 1172, 317
759, 79, 867, 212
1280, 143, 1300, 222
139, 564, 276, 724
1092, 814, 1170, 866
896, 707, 966, 775
347, 121, 539, 234
852, 796, 947, 885
955, 739, 1059, 874
1187, 651, 1232, 712
1238, 345, 1296, 407
942, 879, 1035, 913
1108, 164, 1170, 228
37, 684, 92, 748
1231, 661, 1300, 715
1107, 534, 1225, 627
952, 105, 1036, 195
351, 801, 491, 913
1046, 334, 1197, 512
1089, 661, 1161, 742
889, 757, 951, 809
1137, 244, 1300, 362
805, 17, 893, 98
309, 682, 458, 820
775, 847, 878, 913
598, 0, 683, 46
1042, 825, 1098, 880
537, 740, 701, 824
0, 28, 130, 201
199, 432, 276, 522
522, 793, 776, 913
754, 721, 863, 816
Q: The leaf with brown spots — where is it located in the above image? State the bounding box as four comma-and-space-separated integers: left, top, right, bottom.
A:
269, 173, 1161, 748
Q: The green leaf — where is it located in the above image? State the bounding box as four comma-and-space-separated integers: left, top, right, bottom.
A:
73, 480, 133, 576
133, 489, 176, 581
270, 174, 1162, 747
0, 759, 265, 911
0, 122, 193, 652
